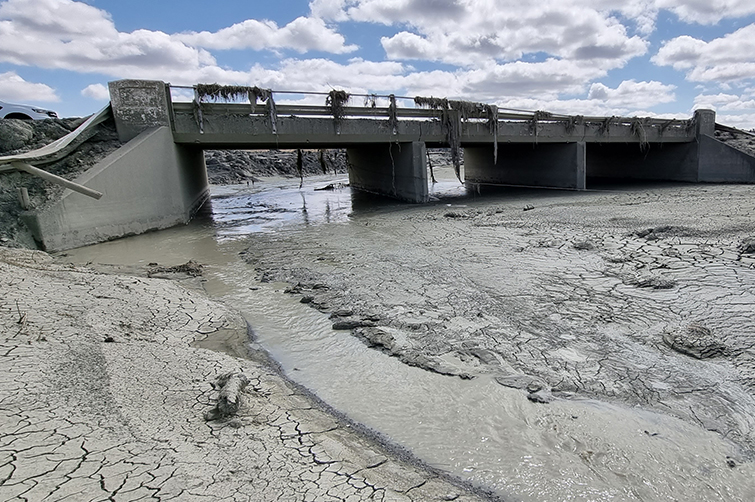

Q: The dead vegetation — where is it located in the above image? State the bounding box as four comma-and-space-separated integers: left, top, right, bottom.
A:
414, 96, 500, 181
326, 90, 351, 133
194, 83, 278, 134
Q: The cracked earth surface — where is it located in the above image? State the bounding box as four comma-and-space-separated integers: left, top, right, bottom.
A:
243, 183, 755, 459
0, 248, 487, 501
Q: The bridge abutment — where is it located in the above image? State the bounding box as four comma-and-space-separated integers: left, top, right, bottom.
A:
464, 142, 587, 190
24, 126, 208, 251
22, 80, 209, 251
347, 142, 429, 203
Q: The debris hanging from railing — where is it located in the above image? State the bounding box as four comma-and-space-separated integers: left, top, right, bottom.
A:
326, 90, 350, 134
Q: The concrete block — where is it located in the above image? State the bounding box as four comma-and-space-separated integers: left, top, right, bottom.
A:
465, 142, 586, 190
109, 80, 172, 143
23, 127, 208, 251
347, 142, 429, 203
695, 109, 716, 138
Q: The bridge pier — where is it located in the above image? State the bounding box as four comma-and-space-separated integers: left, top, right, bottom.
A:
464, 142, 586, 190
347, 142, 429, 203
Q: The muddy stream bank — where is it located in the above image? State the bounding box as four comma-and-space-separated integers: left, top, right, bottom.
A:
61, 170, 755, 501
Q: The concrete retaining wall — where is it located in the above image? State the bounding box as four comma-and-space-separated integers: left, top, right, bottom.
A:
698, 135, 755, 183
347, 142, 428, 203
24, 127, 208, 251
464, 142, 586, 189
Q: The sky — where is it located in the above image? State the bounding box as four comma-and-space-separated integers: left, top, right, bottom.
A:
1, 0, 755, 128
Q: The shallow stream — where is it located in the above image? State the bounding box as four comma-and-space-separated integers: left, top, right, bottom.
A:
62, 174, 755, 501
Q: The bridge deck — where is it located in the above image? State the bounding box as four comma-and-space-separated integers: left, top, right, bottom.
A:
169, 102, 695, 149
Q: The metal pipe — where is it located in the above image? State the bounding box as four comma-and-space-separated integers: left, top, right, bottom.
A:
12, 162, 103, 200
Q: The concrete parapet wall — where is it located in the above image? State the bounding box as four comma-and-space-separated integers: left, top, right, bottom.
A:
347, 142, 428, 203
24, 127, 208, 251
464, 143, 586, 190
109, 80, 172, 143
698, 135, 755, 183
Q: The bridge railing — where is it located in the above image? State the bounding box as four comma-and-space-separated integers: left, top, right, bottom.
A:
168, 84, 693, 130
166, 84, 703, 150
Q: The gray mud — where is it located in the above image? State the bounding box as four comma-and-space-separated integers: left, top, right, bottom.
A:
58, 173, 755, 500
243, 173, 755, 460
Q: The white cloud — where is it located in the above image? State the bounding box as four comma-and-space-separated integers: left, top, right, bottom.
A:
587, 80, 676, 108
656, 0, 755, 25
249, 58, 410, 94
175, 16, 357, 54
310, 0, 351, 21
349, 1, 649, 68
717, 112, 755, 130
693, 92, 741, 110
81, 83, 109, 100
0, 71, 58, 101
0, 0, 355, 87
694, 92, 755, 112
491, 95, 690, 119
458, 59, 608, 100
652, 25, 755, 83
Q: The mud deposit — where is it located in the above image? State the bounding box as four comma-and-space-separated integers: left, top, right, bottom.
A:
61, 171, 755, 501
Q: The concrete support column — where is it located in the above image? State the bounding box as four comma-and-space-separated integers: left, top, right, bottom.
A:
464, 142, 586, 190
109, 80, 172, 142
347, 142, 428, 203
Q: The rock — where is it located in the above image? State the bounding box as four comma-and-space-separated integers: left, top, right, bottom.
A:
467, 348, 499, 365
527, 389, 554, 404
625, 273, 676, 289
329, 309, 354, 318
495, 374, 547, 391
663, 323, 728, 359
332, 319, 374, 330
0, 119, 34, 153
147, 260, 203, 277
739, 237, 755, 255
573, 240, 595, 251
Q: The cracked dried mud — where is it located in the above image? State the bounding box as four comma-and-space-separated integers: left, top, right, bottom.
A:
5, 172, 755, 501
0, 248, 486, 501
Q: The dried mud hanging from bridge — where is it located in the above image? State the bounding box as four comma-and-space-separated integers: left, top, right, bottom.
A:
243, 181, 755, 457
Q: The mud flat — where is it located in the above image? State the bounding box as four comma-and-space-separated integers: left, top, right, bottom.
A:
0, 247, 489, 501
239, 173, 755, 498
46, 173, 755, 501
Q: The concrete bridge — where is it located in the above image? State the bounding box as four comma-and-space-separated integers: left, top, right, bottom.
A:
12, 79, 755, 250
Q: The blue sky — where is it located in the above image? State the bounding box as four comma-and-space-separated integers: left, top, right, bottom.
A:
1, 0, 755, 128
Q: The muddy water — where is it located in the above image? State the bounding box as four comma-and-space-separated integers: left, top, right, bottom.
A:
62, 174, 755, 501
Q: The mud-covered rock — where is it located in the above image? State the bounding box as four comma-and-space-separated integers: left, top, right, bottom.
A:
740, 237, 755, 255
332, 318, 375, 330
625, 273, 676, 289
663, 323, 728, 359
0, 119, 34, 152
